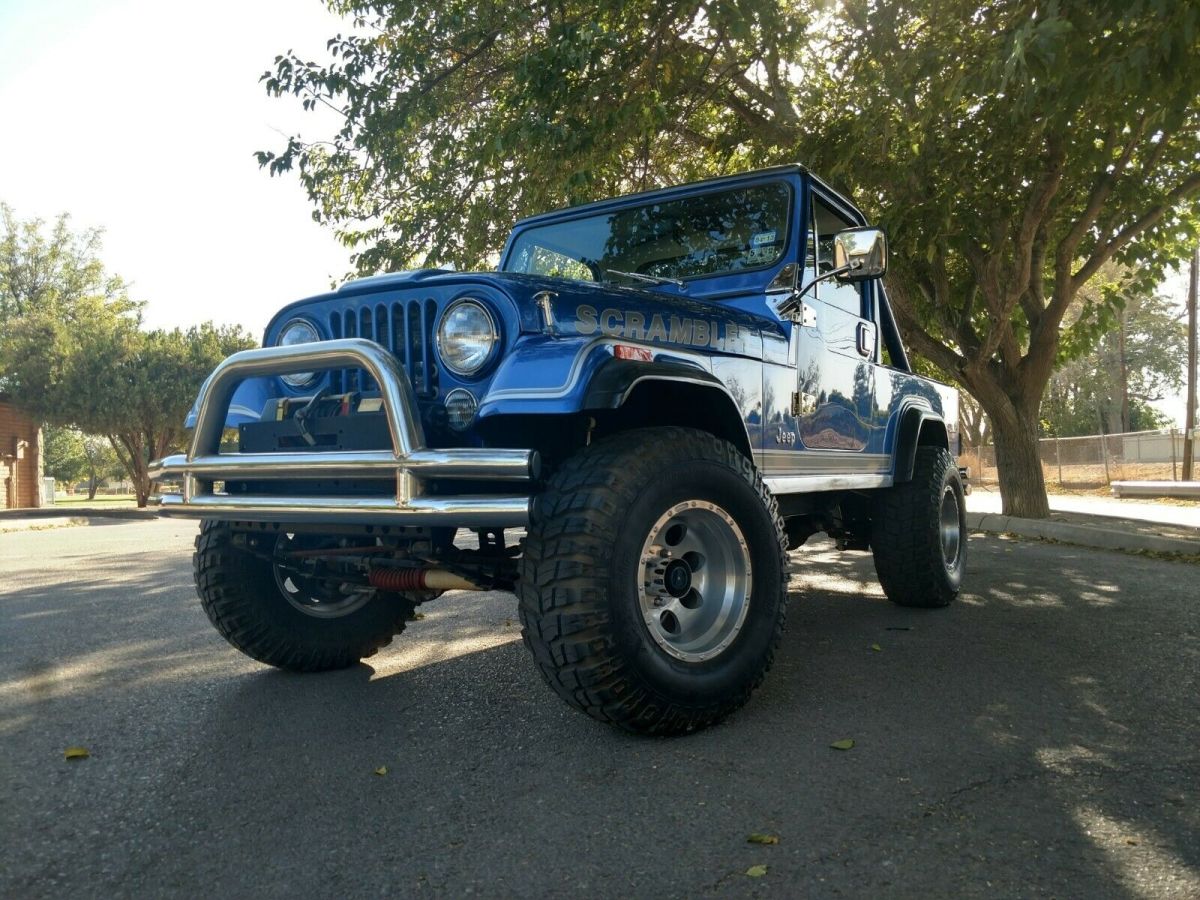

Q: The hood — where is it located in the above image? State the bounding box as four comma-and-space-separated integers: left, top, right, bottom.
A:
334, 269, 777, 360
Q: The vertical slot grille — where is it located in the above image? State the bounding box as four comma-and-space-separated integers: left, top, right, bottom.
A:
324, 298, 439, 399
359, 307, 374, 391
328, 312, 343, 393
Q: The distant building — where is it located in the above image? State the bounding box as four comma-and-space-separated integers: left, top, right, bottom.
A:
0, 396, 44, 509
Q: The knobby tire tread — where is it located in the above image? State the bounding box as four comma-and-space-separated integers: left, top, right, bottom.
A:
871, 446, 964, 608
193, 521, 415, 672
517, 427, 787, 735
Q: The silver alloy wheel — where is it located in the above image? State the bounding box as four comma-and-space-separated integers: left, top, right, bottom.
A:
272, 534, 374, 619
637, 500, 753, 663
939, 485, 963, 572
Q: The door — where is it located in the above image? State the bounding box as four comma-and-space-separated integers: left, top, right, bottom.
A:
794, 193, 881, 457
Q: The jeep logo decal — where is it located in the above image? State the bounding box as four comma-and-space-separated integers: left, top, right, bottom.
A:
574, 304, 745, 352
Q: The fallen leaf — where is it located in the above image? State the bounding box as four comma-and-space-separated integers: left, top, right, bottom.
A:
407, 612, 425, 621
871, 643, 882, 652
745, 865, 768, 878
374, 766, 388, 776
747, 833, 779, 845
64, 746, 90, 760
1125, 839, 1138, 846
830, 739, 855, 751
504, 619, 513, 627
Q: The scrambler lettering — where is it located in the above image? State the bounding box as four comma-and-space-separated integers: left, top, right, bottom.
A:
574, 304, 744, 352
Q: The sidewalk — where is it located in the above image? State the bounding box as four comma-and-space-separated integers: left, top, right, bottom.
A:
966, 489, 1200, 556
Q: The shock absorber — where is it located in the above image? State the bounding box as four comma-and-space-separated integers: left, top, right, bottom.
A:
368, 567, 480, 592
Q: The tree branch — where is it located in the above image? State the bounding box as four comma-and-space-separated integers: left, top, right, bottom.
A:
1007, 137, 1065, 307
1071, 168, 1200, 292
1052, 122, 1141, 278
763, 47, 800, 126
887, 280, 967, 375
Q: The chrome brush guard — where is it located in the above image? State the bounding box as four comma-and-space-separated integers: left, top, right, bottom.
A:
149, 339, 535, 527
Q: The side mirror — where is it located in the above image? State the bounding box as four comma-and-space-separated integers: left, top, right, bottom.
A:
833, 227, 887, 282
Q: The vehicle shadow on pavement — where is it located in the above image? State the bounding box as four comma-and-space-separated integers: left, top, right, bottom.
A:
2, 535, 1197, 898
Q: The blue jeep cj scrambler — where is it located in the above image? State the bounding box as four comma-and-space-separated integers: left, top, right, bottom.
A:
152, 164, 965, 734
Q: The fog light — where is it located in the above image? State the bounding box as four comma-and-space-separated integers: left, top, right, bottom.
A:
444, 388, 478, 431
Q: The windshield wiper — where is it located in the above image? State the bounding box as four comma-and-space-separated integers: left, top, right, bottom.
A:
604, 268, 686, 289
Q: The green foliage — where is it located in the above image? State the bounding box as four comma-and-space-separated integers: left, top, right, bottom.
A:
0, 203, 140, 325
260, 0, 1200, 517
802, 0, 1200, 395
17, 317, 256, 505
42, 426, 91, 486
1042, 276, 1187, 437
42, 427, 123, 497
259, 0, 807, 271
1, 207, 257, 505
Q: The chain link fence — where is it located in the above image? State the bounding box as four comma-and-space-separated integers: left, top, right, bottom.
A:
962, 429, 1198, 489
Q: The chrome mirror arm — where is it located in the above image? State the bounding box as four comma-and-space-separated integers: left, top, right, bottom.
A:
776, 262, 859, 317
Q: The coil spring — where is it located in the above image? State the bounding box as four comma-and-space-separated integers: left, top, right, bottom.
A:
368, 567, 428, 592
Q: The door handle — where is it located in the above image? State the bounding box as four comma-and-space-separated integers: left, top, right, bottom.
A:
857, 322, 873, 357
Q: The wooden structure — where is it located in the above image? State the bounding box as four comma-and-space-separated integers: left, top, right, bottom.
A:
0, 396, 43, 509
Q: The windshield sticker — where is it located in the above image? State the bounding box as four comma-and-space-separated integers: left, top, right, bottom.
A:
752, 230, 777, 246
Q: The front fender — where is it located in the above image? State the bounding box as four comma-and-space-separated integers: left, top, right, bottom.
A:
477, 335, 725, 418
184, 377, 274, 430
580, 357, 730, 409
477, 335, 753, 456
477, 336, 639, 417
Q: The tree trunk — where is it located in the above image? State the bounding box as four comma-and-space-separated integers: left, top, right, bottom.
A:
132, 458, 151, 508
990, 407, 1051, 518
109, 432, 152, 507
964, 368, 1052, 519
87, 474, 98, 500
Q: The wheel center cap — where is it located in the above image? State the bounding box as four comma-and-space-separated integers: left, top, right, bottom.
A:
664, 559, 692, 597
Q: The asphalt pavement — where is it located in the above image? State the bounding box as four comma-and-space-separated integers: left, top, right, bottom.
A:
1, 521, 1197, 898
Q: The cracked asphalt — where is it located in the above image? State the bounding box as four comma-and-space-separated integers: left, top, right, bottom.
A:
1, 520, 1197, 898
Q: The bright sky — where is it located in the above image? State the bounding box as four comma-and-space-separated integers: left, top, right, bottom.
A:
1154, 267, 1191, 427
0, 0, 352, 338
0, 0, 1192, 426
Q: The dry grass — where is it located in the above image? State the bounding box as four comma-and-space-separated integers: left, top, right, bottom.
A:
962, 455, 1200, 500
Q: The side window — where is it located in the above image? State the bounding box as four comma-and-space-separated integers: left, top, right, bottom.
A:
871, 282, 891, 366
813, 197, 865, 317
514, 244, 595, 282
804, 198, 818, 290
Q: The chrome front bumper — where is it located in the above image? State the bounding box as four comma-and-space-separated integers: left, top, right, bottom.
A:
149, 338, 536, 527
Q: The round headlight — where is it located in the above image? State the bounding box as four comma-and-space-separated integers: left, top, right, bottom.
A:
278, 319, 320, 387
437, 299, 498, 376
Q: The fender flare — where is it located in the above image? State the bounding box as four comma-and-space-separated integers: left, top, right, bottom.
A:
582, 357, 753, 457
892, 403, 949, 483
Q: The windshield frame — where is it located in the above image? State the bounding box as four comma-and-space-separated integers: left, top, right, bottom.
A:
500, 177, 796, 289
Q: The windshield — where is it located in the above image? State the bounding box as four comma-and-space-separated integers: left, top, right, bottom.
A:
504, 182, 792, 285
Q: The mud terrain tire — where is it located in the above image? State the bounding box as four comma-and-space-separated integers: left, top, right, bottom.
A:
518, 427, 787, 735
193, 521, 415, 672
871, 446, 967, 608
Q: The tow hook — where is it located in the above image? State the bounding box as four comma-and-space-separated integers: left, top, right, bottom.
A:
293, 388, 330, 446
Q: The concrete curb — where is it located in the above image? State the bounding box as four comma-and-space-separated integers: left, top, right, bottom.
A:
0, 515, 93, 533
966, 512, 1200, 557
0, 506, 156, 522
